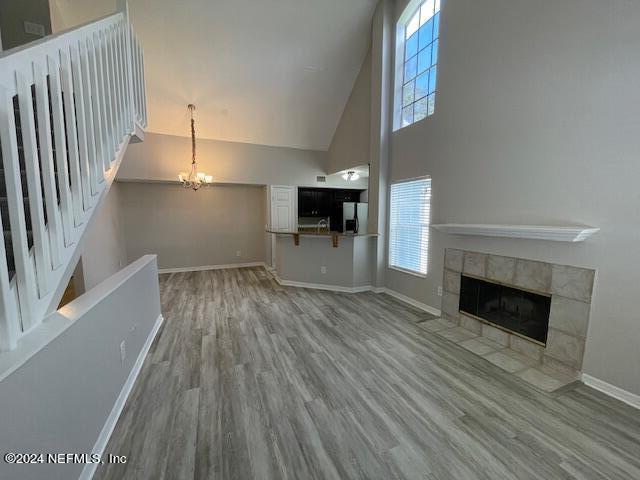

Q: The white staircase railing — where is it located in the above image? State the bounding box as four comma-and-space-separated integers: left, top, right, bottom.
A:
0, 7, 146, 351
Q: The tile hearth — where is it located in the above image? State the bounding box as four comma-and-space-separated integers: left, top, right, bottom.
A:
419, 317, 579, 392
429, 248, 596, 393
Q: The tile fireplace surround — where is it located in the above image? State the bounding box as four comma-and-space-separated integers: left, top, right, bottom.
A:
421, 248, 596, 392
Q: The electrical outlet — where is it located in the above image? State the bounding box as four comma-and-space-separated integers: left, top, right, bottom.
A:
437, 286, 443, 297
320, 266, 327, 274
236, 250, 241, 257
120, 341, 126, 364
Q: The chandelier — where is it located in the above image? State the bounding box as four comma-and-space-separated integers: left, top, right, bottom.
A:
178, 104, 213, 190
342, 170, 360, 181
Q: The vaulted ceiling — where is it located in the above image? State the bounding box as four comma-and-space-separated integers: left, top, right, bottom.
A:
115, 0, 376, 150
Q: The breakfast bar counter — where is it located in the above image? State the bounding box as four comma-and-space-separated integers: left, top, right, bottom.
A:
267, 230, 379, 291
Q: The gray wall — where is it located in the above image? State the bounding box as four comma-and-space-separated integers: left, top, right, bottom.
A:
0, 255, 161, 480
49, 0, 115, 33
327, 48, 372, 175
367, 0, 393, 287
384, 0, 640, 395
0, 0, 52, 50
80, 182, 128, 290
118, 132, 359, 189
118, 181, 267, 270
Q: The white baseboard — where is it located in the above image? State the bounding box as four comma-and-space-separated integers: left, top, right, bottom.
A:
80, 314, 164, 480
377, 287, 441, 317
158, 262, 266, 274
581, 373, 640, 410
273, 274, 375, 294
269, 271, 442, 315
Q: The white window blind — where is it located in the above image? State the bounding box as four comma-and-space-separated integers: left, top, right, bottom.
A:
389, 177, 432, 276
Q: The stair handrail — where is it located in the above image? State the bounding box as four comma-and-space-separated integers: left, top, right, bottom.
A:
0, 1, 146, 351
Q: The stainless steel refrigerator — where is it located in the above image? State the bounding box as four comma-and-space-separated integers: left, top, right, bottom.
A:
343, 202, 368, 234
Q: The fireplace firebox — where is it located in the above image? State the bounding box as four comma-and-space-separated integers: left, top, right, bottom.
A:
459, 275, 551, 345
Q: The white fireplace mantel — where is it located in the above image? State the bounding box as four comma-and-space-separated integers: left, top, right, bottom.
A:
431, 224, 600, 242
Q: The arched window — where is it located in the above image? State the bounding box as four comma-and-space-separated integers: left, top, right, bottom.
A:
394, 0, 442, 130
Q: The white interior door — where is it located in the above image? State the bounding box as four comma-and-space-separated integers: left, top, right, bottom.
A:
269, 185, 296, 267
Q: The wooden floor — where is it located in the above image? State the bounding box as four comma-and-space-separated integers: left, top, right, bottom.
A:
96, 267, 640, 480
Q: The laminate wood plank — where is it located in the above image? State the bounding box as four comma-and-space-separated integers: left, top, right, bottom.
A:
95, 267, 640, 480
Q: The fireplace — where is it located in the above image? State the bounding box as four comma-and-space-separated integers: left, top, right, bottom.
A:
459, 275, 551, 345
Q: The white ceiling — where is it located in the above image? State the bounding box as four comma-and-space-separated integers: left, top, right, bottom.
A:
125, 0, 377, 151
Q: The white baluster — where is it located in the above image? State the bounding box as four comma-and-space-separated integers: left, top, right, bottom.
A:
16, 70, 51, 298
113, 25, 126, 138
128, 27, 137, 124
134, 36, 143, 124
0, 219, 19, 349
0, 89, 23, 346
70, 44, 93, 211
94, 32, 112, 171
120, 24, 131, 132
86, 36, 106, 183
32, 62, 63, 269
140, 44, 147, 128
46, 54, 75, 247
59, 49, 86, 227
100, 29, 117, 161
121, 23, 133, 132
108, 27, 123, 145
78, 40, 99, 195
0, 88, 36, 330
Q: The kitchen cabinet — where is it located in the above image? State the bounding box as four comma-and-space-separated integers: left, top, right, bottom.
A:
298, 187, 363, 232
298, 188, 332, 216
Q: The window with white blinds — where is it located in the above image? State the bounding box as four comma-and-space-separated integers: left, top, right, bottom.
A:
388, 177, 432, 276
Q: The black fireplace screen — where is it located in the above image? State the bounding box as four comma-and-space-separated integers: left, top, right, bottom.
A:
459, 275, 551, 344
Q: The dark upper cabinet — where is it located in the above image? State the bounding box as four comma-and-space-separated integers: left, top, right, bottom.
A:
298, 189, 315, 216
298, 188, 333, 216
298, 187, 362, 223
333, 190, 359, 204
316, 190, 331, 216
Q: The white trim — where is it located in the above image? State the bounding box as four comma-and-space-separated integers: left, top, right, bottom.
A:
581, 374, 640, 410
272, 273, 375, 294
158, 262, 266, 274
377, 287, 441, 316
80, 313, 164, 480
390, 174, 431, 185
431, 224, 600, 243
268, 269, 441, 316
388, 265, 428, 279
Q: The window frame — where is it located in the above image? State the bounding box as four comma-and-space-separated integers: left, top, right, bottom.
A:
387, 175, 432, 278
393, 0, 442, 131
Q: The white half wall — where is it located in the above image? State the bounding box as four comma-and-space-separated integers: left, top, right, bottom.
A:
0, 255, 162, 480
